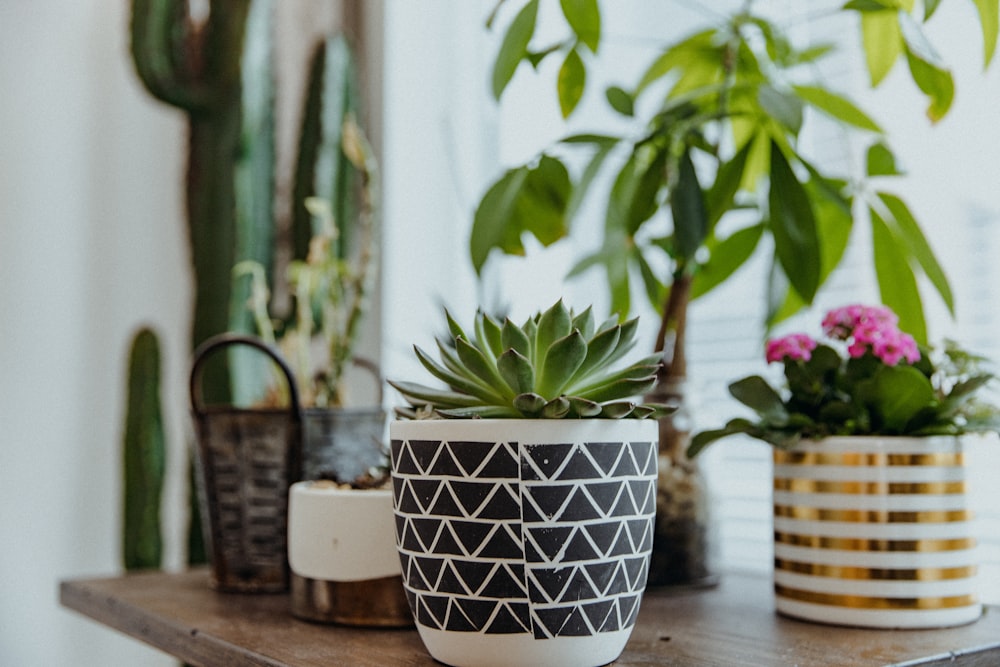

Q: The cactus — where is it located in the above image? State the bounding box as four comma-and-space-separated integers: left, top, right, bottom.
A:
122, 328, 165, 571
130, 0, 276, 403
128, 1, 368, 564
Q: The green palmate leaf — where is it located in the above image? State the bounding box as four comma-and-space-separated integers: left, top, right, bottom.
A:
636, 29, 714, 94
565, 140, 616, 221
729, 375, 789, 425
971, 0, 999, 66
607, 145, 666, 236
878, 192, 954, 315
560, 0, 601, 52
388, 380, 483, 408
792, 84, 883, 132
706, 140, 753, 228
862, 364, 936, 432
558, 47, 586, 118
470, 167, 530, 273
691, 224, 765, 300
501, 316, 532, 357
768, 142, 821, 303
671, 147, 709, 260
470, 155, 571, 274
538, 330, 588, 396
456, 337, 515, 400
492, 0, 540, 100
867, 142, 902, 176
605, 85, 634, 116
904, 45, 954, 122
860, 9, 903, 86
633, 246, 667, 311
498, 348, 535, 395
870, 209, 927, 343
757, 85, 803, 134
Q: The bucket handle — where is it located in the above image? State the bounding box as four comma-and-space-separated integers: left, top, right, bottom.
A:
190, 333, 302, 422
349, 356, 385, 407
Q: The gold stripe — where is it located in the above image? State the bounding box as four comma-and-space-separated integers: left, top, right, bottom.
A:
775, 584, 978, 610
775, 558, 977, 581
774, 531, 975, 552
773, 478, 965, 495
774, 451, 964, 467
774, 505, 972, 523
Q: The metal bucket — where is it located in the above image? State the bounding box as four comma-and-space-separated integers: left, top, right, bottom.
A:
189, 334, 302, 593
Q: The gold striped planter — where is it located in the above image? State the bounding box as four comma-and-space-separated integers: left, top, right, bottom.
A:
772, 436, 981, 628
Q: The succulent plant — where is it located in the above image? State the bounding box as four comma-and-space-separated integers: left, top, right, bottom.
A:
390, 300, 674, 419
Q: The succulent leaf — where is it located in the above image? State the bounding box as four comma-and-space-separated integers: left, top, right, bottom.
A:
391, 300, 670, 419
538, 329, 588, 396
501, 317, 532, 357
498, 348, 535, 395
514, 392, 548, 414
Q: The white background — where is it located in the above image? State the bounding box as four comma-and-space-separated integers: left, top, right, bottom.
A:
2, 1, 998, 664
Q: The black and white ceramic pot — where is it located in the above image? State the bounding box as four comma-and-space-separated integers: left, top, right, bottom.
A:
389, 419, 658, 667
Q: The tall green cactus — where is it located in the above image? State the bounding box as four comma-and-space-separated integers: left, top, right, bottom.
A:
130, 0, 276, 404
122, 328, 165, 571
128, 1, 368, 565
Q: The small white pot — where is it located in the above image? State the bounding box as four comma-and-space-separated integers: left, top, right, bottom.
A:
287, 481, 412, 626
390, 419, 659, 667
772, 436, 981, 629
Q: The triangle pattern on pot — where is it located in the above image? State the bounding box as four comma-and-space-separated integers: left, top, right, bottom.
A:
391, 436, 657, 637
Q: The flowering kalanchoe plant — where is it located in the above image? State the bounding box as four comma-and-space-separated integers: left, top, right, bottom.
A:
689, 304, 1000, 455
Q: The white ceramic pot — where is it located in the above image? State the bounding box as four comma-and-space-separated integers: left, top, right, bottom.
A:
390, 419, 659, 667
772, 436, 981, 629
287, 481, 412, 626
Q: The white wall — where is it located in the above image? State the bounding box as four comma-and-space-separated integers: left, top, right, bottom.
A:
0, 2, 188, 664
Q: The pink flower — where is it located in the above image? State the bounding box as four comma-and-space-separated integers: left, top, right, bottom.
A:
766, 334, 818, 363
872, 330, 920, 366
822, 304, 898, 340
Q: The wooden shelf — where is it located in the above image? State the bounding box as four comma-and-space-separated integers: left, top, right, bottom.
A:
61, 568, 1000, 666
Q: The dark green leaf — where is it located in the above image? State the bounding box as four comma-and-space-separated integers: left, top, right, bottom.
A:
492, 0, 540, 100
567, 395, 603, 417
541, 396, 572, 418
671, 147, 709, 260
387, 380, 483, 408
757, 85, 803, 134
691, 224, 764, 300
607, 146, 665, 236
878, 192, 954, 315
862, 365, 936, 432
768, 142, 821, 303
844, 0, 898, 10
606, 85, 634, 116
729, 375, 789, 425
456, 337, 514, 399
560, 0, 601, 52
479, 312, 505, 357
582, 376, 657, 403
470, 167, 530, 274
706, 140, 753, 228
870, 208, 927, 343
571, 305, 595, 340
598, 401, 636, 419
414, 345, 505, 404
534, 299, 572, 369
514, 392, 547, 414
558, 47, 586, 118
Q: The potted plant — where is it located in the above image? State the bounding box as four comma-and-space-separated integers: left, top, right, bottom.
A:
388, 299, 669, 667
470, 0, 995, 588
690, 304, 1000, 628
